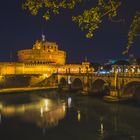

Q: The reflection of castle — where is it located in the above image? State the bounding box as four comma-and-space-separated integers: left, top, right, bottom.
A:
0, 98, 66, 129
0, 36, 93, 76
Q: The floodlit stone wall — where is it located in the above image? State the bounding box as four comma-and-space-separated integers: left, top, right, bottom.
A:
18, 40, 66, 65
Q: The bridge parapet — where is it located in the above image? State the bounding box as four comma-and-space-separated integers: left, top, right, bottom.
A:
93, 73, 140, 78
56, 72, 140, 97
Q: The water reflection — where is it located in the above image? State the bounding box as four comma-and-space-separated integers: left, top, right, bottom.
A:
0, 114, 1, 124
77, 110, 81, 122
74, 97, 140, 140
99, 117, 104, 135
0, 92, 140, 140
68, 97, 72, 108
0, 96, 66, 129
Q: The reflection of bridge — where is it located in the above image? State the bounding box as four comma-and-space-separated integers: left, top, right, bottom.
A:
56, 73, 140, 97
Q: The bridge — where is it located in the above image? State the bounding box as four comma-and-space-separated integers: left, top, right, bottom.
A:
56, 72, 140, 98
0, 68, 140, 100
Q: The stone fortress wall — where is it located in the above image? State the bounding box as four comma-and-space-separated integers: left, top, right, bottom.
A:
18, 40, 66, 65
0, 37, 94, 77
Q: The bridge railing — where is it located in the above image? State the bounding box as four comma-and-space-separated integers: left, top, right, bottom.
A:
118, 73, 140, 78
56, 71, 140, 78
92, 73, 115, 77
92, 72, 140, 78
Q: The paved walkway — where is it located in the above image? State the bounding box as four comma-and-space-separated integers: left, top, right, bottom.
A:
0, 86, 58, 93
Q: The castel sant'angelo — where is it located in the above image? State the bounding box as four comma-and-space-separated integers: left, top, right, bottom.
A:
0, 35, 93, 88
18, 37, 66, 65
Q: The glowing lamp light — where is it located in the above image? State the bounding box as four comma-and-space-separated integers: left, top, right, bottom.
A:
43, 74, 48, 78
40, 107, 43, 117
100, 70, 108, 74
0, 75, 3, 80
100, 66, 103, 70
44, 99, 49, 107
100, 71, 106, 74
125, 68, 128, 72
132, 68, 135, 73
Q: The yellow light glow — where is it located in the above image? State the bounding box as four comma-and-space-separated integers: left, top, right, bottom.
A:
132, 68, 135, 73
77, 110, 81, 122
40, 107, 43, 117
0, 113, 1, 124
0, 103, 3, 109
0, 75, 3, 80
41, 99, 52, 112
0, 99, 67, 129
62, 103, 66, 112
43, 74, 48, 78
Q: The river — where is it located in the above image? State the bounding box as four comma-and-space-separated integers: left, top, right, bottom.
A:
0, 90, 140, 140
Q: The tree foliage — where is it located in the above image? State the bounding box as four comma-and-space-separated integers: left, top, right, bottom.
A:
123, 12, 140, 54
23, 0, 140, 53
72, 0, 120, 38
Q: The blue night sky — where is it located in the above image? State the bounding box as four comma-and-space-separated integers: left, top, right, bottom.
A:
0, 0, 140, 63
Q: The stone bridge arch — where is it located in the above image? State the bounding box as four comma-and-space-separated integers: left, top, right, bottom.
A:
59, 77, 67, 88
71, 78, 83, 91
122, 81, 140, 98
91, 79, 110, 95
57, 75, 84, 91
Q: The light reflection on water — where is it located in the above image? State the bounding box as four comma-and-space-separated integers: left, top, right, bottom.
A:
0, 96, 66, 129
0, 91, 140, 140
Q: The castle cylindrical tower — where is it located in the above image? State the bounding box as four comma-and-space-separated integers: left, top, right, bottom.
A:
18, 40, 66, 65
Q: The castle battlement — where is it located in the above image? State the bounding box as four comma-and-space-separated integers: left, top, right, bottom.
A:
18, 39, 66, 65
0, 37, 94, 77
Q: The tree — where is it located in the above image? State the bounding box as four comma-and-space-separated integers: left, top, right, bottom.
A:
123, 12, 140, 54
22, 0, 140, 54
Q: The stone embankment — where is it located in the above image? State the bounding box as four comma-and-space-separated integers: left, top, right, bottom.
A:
0, 86, 58, 93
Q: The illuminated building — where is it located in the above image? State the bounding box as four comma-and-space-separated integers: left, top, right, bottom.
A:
18, 40, 66, 65
0, 35, 94, 87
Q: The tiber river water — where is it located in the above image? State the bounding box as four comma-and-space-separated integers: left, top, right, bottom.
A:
0, 90, 140, 140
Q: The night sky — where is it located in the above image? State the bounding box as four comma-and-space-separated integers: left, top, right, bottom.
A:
0, 0, 140, 63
